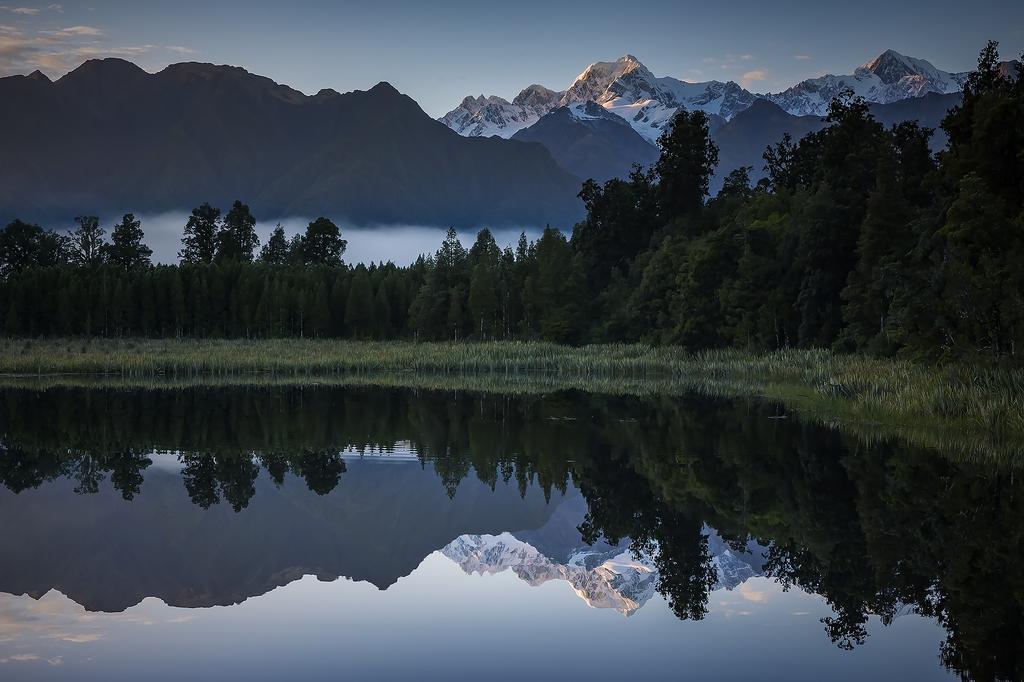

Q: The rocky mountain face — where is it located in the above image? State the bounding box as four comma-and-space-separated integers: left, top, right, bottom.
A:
511, 102, 661, 183
0, 59, 585, 228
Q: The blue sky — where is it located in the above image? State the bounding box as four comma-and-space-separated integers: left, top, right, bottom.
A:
1, 0, 1021, 117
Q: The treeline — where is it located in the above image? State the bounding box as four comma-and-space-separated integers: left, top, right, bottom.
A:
1, 42, 1022, 360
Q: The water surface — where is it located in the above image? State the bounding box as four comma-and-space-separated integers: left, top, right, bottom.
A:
0, 385, 1019, 680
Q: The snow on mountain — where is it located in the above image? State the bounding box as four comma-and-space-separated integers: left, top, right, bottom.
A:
766, 49, 969, 117
438, 84, 561, 138
441, 49, 976, 143
560, 55, 756, 143
440, 55, 755, 144
442, 532, 657, 615
441, 529, 766, 616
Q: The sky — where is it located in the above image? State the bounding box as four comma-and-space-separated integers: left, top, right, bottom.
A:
0, 1, 1021, 117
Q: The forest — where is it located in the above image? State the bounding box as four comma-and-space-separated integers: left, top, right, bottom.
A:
0, 43, 1021, 363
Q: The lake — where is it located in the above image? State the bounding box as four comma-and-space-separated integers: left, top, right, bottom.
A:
0, 384, 1019, 681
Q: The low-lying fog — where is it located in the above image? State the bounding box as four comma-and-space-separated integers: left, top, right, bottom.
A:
100, 213, 547, 266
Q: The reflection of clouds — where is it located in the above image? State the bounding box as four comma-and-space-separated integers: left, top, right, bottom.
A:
48, 632, 104, 643
0, 652, 63, 665
0, 590, 193, 653
737, 582, 769, 604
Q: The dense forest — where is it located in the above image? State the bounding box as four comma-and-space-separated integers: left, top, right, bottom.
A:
1, 43, 1021, 362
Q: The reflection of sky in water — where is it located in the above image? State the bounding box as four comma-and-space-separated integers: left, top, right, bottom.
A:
0, 452, 957, 681
0, 568, 952, 681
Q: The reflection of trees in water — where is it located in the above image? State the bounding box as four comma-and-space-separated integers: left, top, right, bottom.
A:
0, 386, 1021, 680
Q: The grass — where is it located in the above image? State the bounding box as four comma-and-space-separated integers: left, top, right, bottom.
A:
1, 337, 1022, 461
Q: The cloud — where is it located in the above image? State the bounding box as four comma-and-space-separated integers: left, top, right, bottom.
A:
50, 25, 103, 36
0, 20, 194, 77
793, 54, 812, 60
738, 582, 769, 603
741, 69, 768, 87
1, 653, 41, 662
0, 3, 61, 12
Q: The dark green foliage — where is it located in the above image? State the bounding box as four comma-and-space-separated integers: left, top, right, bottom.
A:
0, 219, 67, 277
105, 213, 152, 274
70, 215, 106, 267
301, 217, 347, 266
259, 224, 291, 266
179, 203, 220, 265
217, 200, 259, 263
655, 109, 719, 217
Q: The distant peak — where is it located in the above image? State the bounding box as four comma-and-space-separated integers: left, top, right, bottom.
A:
26, 69, 51, 83
859, 49, 940, 84
368, 81, 400, 95
58, 57, 148, 84
512, 83, 560, 108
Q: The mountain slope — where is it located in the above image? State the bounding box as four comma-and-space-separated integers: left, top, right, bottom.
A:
511, 102, 660, 183
0, 59, 584, 228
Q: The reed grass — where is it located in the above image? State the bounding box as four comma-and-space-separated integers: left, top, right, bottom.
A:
1, 338, 1022, 461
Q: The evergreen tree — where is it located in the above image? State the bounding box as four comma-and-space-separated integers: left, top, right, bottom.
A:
301, 217, 347, 265
217, 200, 259, 263
260, 224, 290, 265
70, 215, 106, 266
468, 261, 497, 338
345, 265, 374, 339
106, 213, 152, 273
655, 109, 719, 217
180, 203, 220, 264
0, 219, 68, 277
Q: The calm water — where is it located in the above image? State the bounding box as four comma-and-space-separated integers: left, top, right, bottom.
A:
0, 385, 1020, 681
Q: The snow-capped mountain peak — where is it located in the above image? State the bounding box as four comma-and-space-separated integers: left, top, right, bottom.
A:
440, 48, 978, 143
766, 49, 968, 117
859, 49, 943, 84
512, 83, 561, 109
439, 53, 759, 144
442, 533, 657, 616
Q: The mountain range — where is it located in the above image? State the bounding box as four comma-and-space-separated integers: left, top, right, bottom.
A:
0, 59, 583, 229
440, 50, 1003, 190
440, 50, 972, 142
1, 49, 1012, 230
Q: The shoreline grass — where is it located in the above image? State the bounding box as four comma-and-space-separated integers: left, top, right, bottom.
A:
1, 337, 1022, 462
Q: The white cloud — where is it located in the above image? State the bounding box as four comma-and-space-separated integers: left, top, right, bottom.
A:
741, 69, 768, 87
51, 25, 102, 36
0, 19, 195, 77
9, 7, 40, 15
793, 54, 812, 60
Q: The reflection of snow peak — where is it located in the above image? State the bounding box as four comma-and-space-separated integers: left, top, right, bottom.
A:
442, 533, 657, 616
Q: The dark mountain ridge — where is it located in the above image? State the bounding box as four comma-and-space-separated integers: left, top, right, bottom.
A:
0, 58, 585, 228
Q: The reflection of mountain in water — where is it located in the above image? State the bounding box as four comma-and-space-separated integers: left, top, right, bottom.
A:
442, 494, 766, 616
0, 459, 564, 613
443, 533, 657, 615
